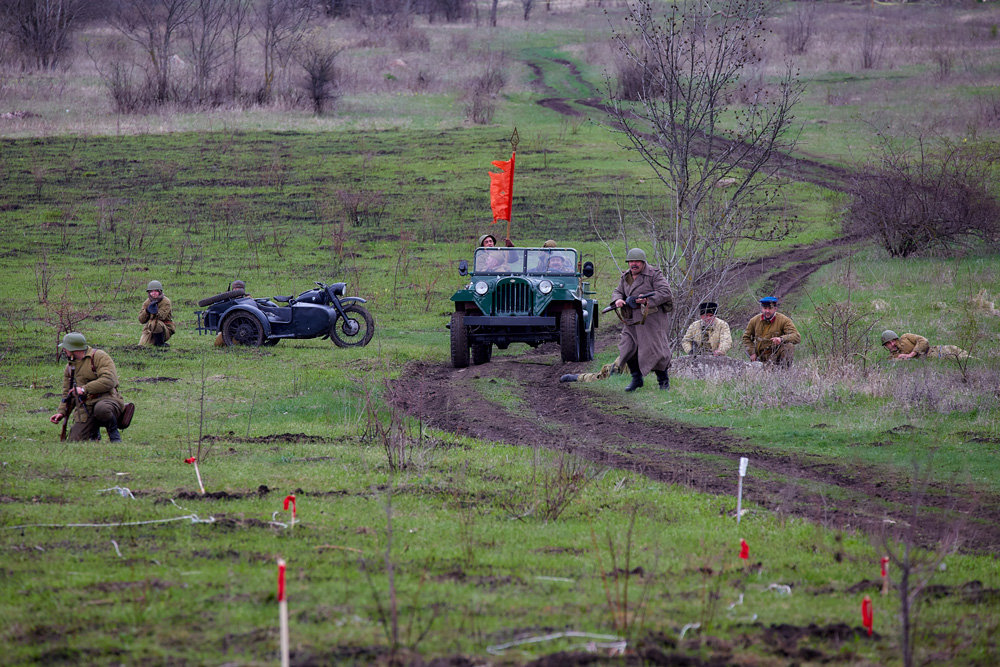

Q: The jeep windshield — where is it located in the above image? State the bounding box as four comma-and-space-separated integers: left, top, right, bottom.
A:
473, 247, 577, 275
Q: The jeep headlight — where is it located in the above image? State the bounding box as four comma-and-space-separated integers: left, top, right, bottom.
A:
475, 281, 489, 296
539, 280, 553, 294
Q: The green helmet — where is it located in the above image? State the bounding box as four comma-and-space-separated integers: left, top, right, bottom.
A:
477, 233, 497, 247
146, 280, 163, 292
58, 332, 88, 351
625, 247, 647, 263
881, 330, 899, 345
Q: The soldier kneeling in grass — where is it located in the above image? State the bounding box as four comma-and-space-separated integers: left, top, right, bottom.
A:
880, 330, 970, 360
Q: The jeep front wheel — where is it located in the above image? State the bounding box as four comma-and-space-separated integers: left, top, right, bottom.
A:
579, 320, 595, 362
560, 310, 581, 362
450, 311, 470, 368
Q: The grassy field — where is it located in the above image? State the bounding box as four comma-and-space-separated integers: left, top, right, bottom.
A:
3, 1, 1000, 664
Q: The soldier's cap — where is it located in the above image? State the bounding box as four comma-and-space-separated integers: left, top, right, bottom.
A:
759, 296, 778, 306
477, 233, 497, 247
699, 302, 718, 315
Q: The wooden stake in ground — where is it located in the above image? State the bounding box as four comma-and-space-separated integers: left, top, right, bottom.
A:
184, 457, 205, 495
278, 559, 289, 667
736, 456, 748, 524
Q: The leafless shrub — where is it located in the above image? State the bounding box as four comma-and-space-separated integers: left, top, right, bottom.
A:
782, 2, 817, 55
846, 124, 1000, 257
503, 447, 603, 522
825, 86, 850, 107
99, 60, 148, 114
464, 61, 505, 125
393, 27, 429, 52
34, 249, 52, 303
360, 378, 438, 473
810, 299, 880, 366
41, 274, 104, 357
590, 508, 655, 639
297, 41, 341, 115
975, 92, 1000, 129
859, 9, 885, 70
336, 188, 387, 227
932, 49, 953, 81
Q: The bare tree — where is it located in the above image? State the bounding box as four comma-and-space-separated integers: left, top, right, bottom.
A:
109, 0, 196, 104
521, 0, 532, 21
182, 0, 228, 103
489, 0, 498, 27
877, 456, 963, 667
605, 0, 803, 332
254, 0, 314, 103
782, 1, 817, 55
0, 0, 92, 70
223, 0, 253, 100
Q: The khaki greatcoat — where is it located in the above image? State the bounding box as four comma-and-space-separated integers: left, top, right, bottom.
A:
742, 312, 801, 362
138, 295, 176, 345
611, 264, 673, 375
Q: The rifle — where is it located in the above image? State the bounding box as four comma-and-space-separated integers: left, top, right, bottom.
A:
59, 368, 91, 441
601, 292, 655, 314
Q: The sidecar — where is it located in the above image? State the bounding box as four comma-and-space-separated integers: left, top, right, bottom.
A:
196, 283, 374, 347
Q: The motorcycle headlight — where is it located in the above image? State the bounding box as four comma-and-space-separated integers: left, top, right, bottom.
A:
539, 280, 553, 294
475, 281, 489, 296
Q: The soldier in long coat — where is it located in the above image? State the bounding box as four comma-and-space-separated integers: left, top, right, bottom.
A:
742, 296, 800, 367
610, 248, 674, 391
49, 332, 126, 441
139, 280, 175, 347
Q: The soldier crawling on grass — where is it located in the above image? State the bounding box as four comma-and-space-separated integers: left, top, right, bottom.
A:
881, 330, 970, 360
138, 280, 175, 347
49, 332, 126, 442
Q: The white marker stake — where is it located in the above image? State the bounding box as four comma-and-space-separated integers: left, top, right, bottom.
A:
278, 559, 289, 667
736, 457, 749, 525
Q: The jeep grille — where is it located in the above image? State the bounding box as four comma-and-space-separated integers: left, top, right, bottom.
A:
495, 281, 532, 316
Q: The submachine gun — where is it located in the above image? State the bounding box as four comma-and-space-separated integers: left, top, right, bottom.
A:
601, 292, 655, 323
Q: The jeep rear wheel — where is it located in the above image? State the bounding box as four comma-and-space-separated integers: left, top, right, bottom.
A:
450, 312, 470, 368
472, 342, 492, 365
560, 310, 581, 362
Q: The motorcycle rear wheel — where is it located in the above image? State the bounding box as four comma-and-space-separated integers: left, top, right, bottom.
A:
331, 305, 374, 347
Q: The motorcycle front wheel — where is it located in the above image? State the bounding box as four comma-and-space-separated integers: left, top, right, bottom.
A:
331, 305, 375, 347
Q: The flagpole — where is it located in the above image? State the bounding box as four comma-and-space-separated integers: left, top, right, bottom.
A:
507, 128, 518, 243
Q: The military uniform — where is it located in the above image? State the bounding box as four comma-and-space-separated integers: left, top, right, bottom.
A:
611, 260, 673, 384
887, 333, 930, 359
58, 346, 125, 441
563, 356, 626, 383
742, 311, 800, 365
681, 317, 733, 355
139, 295, 175, 346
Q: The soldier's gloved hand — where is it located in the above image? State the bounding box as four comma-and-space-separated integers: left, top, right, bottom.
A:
147, 302, 158, 314
625, 294, 640, 309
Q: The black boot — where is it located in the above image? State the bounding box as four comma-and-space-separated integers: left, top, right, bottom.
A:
655, 369, 669, 390
152, 331, 166, 347
625, 373, 644, 392
106, 416, 122, 442
560, 374, 578, 383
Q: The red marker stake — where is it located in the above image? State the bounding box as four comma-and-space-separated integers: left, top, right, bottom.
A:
278, 559, 289, 667
284, 495, 296, 528
184, 457, 205, 495
739, 539, 749, 560
862, 596, 873, 636
880, 556, 889, 596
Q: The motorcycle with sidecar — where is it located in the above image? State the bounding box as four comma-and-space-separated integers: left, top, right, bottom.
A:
196, 281, 374, 347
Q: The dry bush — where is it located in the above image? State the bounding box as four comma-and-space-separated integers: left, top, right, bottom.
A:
781, 2, 817, 56
464, 62, 505, 125
503, 447, 603, 522
337, 188, 387, 227
846, 127, 1000, 257
393, 27, 430, 52
298, 42, 341, 115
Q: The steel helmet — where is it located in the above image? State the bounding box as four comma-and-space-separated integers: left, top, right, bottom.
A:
543, 239, 557, 248
146, 280, 163, 292
625, 247, 647, 263
478, 233, 497, 247
881, 330, 899, 345
58, 332, 88, 351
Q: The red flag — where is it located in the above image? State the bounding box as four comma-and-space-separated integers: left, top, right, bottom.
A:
739, 539, 749, 560
489, 152, 515, 224
861, 596, 873, 635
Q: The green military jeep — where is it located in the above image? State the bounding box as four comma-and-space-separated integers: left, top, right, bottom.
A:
448, 246, 598, 368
